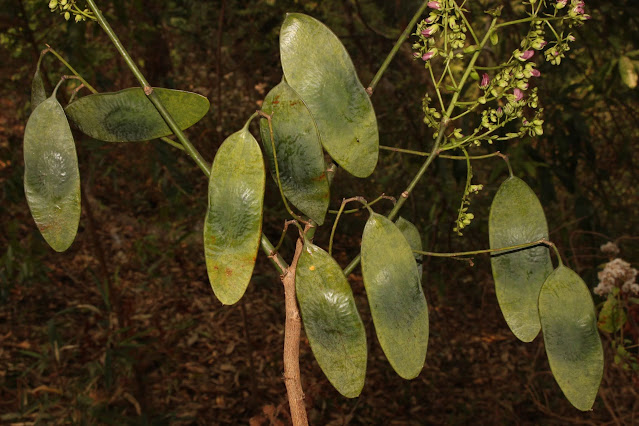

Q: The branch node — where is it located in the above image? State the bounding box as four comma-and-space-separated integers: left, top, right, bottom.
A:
144, 85, 153, 96
401, 191, 409, 199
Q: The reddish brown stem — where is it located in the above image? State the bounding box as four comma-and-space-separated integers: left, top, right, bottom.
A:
281, 237, 308, 426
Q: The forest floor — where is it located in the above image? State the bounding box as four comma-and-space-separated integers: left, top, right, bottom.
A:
1, 185, 637, 425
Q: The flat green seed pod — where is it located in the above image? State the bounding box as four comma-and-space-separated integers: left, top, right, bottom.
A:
361, 213, 429, 379
296, 242, 367, 397
539, 266, 604, 411
203, 128, 265, 305
24, 94, 81, 252
65, 87, 210, 142
396, 217, 423, 276
260, 81, 329, 225
280, 13, 379, 178
31, 68, 47, 112
489, 176, 553, 342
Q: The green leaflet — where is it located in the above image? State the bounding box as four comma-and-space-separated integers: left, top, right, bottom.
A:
597, 295, 627, 333
396, 217, 423, 276
203, 128, 265, 305
24, 91, 81, 252
296, 242, 367, 397
361, 213, 429, 379
539, 266, 604, 411
280, 13, 379, 178
259, 81, 329, 225
489, 176, 553, 342
65, 87, 210, 142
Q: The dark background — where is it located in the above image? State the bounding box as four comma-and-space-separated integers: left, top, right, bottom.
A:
1, 0, 638, 424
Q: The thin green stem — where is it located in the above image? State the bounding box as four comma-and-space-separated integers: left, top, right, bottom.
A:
84, 0, 289, 273
70, 4, 96, 20
379, 145, 505, 161
328, 194, 392, 214
243, 111, 259, 129
453, 0, 479, 45
46, 45, 97, 93
260, 234, 288, 275
343, 17, 499, 276
446, 62, 459, 89
494, 16, 560, 30
85, 0, 210, 176
52, 76, 65, 97
474, 64, 508, 71
545, 20, 562, 41
549, 241, 563, 267
47, 46, 185, 152
437, 59, 450, 87
367, 0, 430, 94
450, 103, 478, 121
499, 152, 514, 176
414, 238, 551, 257
272, 220, 295, 254
428, 65, 446, 111
329, 199, 353, 256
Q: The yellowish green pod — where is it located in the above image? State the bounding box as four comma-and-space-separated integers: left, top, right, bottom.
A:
203, 128, 265, 305
280, 13, 378, 178
296, 241, 367, 397
489, 176, 553, 342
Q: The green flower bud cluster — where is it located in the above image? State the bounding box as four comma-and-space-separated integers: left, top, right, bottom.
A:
519, 109, 544, 137
544, 34, 575, 65
422, 94, 441, 129
412, 0, 469, 65
558, 0, 591, 27
48, 0, 94, 22
454, 177, 483, 236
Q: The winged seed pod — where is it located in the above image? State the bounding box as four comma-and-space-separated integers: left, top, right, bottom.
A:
24, 82, 81, 252
539, 265, 604, 411
203, 127, 265, 305
295, 241, 367, 397
489, 176, 553, 342
65, 87, 209, 142
279, 13, 379, 178
361, 212, 429, 379
259, 80, 329, 225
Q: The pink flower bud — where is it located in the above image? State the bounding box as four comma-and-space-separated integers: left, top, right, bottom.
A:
421, 27, 433, 37
427, 1, 441, 9
480, 73, 490, 88
422, 51, 435, 61
514, 88, 524, 101
518, 50, 534, 61
531, 69, 541, 77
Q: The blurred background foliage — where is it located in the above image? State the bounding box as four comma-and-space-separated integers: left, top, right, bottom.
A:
0, 0, 638, 424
